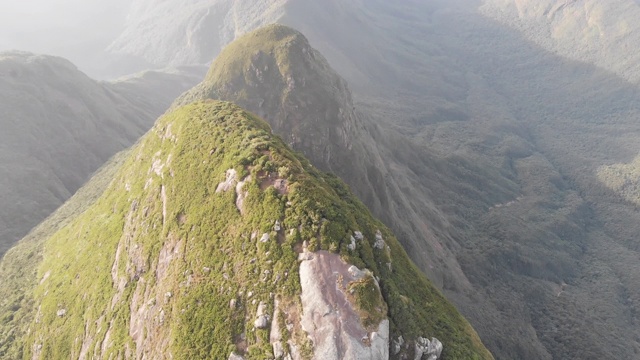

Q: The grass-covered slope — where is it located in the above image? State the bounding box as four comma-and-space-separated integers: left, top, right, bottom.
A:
4, 100, 492, 359
0, 151, 129, 359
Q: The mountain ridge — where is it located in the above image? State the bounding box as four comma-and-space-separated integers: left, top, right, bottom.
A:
0, 51, 202, 258
174, 24, 525, 357
0, 100, 493, 359
7, 2, 640, 358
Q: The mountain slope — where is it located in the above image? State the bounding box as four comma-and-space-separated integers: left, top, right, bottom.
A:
1, 100, 492, 359
0, 150, 129, 359
0, 52, 201, 257
107, 0, 287, 69
180, 21, 519, 270
140, 8, 640, 358
480, 0, 640, 84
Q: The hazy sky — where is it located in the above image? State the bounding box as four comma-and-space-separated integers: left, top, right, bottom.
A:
0, 0, 130, 77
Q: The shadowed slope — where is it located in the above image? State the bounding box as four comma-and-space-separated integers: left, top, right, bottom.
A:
0, 52, 201, 257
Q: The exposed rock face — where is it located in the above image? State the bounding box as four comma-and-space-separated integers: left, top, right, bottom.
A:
228, 352, 245, 360
254, 301, 270, 329
347, 236, 357, 251
216, 169, 238, 192
298, 250, 389, 360
373, 230, 386, 250
235, 175, 250, 214
392, 336, 404, 355
414, 337, 443, 360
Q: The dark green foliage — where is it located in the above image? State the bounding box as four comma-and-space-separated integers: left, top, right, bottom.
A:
348, 276, 387, 329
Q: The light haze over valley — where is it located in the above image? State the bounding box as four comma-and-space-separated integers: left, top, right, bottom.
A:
2, 1, 640, 359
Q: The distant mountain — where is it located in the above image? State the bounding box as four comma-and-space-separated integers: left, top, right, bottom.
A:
107, 0, 287, 69
0, 52, 202, 257
0, 99, 493, 359
480, 0, 640, 84
0, 0, 131, 79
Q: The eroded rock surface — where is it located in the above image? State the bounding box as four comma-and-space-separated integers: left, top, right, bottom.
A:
254, 301, 270, 329
414, 337, 443, 360
216, 169, 238, 192
235, 175, 250, 214
298, 250, 389, 360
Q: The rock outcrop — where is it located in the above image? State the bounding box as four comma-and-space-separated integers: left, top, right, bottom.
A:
216, 169, 238, 192
414, 337, 443, 360
254, 301, 270, 329
298, 250, 389, 360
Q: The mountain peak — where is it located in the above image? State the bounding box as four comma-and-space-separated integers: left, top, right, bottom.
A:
177, 24, 360, 177
205, 23, 306, 76
203, 23, 319, 95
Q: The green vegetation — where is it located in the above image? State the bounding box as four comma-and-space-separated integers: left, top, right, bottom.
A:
347, 275, 387, 330
1, 100, 492, 359
0, 151, 129, 359
597, 156, 640, 206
